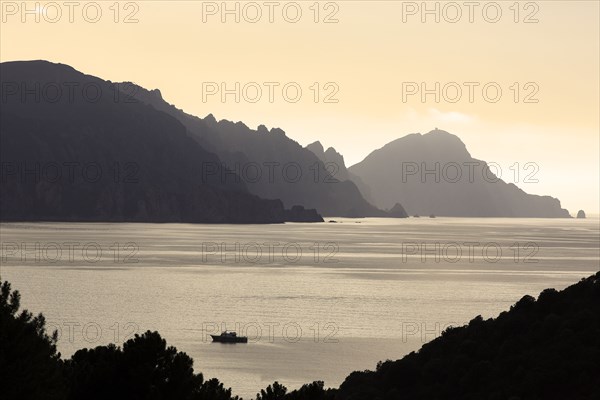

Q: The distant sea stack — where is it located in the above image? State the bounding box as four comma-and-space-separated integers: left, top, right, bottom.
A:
577, 210, 586, 219
388, 203, 409, 218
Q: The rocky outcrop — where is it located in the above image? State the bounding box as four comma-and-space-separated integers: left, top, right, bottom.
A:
284, 205, 324, 222
305, 141, 379, 210
388, 203, 409, 218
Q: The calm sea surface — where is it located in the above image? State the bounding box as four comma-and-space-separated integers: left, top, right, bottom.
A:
1, 218, 599, 398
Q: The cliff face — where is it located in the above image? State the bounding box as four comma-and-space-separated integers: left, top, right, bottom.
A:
125, 85, 384, 217
306, 141, 349, 181
0, 61, 320, 223
349, 130, 571, 218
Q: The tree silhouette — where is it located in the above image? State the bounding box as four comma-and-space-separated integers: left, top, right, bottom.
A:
1, 279, 240, 400
65, 330, 240, 400
0, 280, 66, 399
284, 381, 334, 400
257, 381, 288, 400
336, 272, 600, 399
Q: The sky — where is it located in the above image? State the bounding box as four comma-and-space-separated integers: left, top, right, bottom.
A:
1, 0, 599, 214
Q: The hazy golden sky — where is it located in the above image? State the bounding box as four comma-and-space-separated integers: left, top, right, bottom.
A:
1, 1, 599, 213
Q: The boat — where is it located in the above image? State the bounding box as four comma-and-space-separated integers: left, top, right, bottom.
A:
210, 331, 248, 343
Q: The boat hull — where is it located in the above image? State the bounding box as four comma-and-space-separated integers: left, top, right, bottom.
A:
211, 335, 248, 343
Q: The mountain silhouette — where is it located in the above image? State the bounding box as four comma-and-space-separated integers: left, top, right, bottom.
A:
349, 129, 570, 217
124, 84, 385, 217
1, 61, 570, 220
0, 60, 322, 223
305, 141, 377, 206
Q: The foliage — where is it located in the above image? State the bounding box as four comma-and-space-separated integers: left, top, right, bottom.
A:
1, 280, 239, 400
3, 272, 600, 400
0, 281, 65, 399
336, 272, 600, 400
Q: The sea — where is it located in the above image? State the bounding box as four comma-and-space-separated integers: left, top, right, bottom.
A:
1, 217, 598, 398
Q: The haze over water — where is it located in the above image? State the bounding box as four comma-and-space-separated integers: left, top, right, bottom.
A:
1, 218, 598, 397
